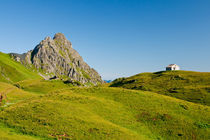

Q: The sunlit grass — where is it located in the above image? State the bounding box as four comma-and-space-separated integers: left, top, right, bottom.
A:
0, 80, 209, 139
110, 70, 210, 106
0, 52, 41, 83
0, 52, 209, 139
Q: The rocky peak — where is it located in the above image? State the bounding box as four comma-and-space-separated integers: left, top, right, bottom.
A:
10, 33, 103, 85
53, 33, 72, 48
53, 33, 67, 40
44, 36, 51, 41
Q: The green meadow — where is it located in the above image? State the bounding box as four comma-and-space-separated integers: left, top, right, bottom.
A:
0, 52, 41, 83
0, 52, 209, 139
111, 71, 210, 106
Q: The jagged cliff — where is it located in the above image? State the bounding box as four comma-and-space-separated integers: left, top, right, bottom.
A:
10, 33, 103, 85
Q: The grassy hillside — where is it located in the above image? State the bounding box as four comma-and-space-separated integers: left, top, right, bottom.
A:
0, 82, 37, 104
110, 71, 210, 106
0, 52, 41, 83
0, 82, 41, 139
0, 79, 209, 139
0, 52, 209, 139
0, 123, 37, 140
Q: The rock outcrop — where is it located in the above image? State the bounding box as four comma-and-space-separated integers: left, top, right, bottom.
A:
10, 33, 103, 85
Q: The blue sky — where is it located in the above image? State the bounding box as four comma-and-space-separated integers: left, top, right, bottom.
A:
0, 0, 209, 80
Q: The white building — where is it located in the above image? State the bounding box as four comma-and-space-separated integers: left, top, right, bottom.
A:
166, 64, 180, 71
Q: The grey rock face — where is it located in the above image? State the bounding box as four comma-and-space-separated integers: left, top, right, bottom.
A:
10, 33, 103, 85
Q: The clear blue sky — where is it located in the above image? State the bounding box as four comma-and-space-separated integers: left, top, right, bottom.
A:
0, 0, 210, 80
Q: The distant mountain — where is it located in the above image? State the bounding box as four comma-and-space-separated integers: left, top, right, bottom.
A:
104, 80, 112, 83
110, 70, 210, 106
10, 33, 103, 85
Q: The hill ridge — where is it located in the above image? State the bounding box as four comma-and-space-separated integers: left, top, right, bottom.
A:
110, 70, 210, 106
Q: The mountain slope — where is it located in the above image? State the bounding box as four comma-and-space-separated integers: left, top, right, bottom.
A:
0, 62, 209, 139
10, 33, 103, 85
110, 70, 210, 106
0, 52, 41, 83
0, 84, 209, 140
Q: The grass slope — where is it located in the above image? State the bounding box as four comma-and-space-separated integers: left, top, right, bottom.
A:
0, 82, 37, 105
0, 52, 41, 83
0, 52, 209, 139
110, 70, 210, 106
0, 82, 41, 139
15, 79, 72, 94
0, 123, 37, 140
0, 79, 209, 139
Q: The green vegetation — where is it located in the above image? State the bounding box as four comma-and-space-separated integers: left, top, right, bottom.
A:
59, 50, 65, 58
54, 39, 64, 48
0, 79, 209, 139
76, 67, 91, 81
110, 70, 210, 106
0, 82, 37, 105
15, 79, 72, 94
0, 81, 40, 139
0, 52, 209, 139
0, 124, 37, 140
81, 69, 91, 80
0, 52, 41, 83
